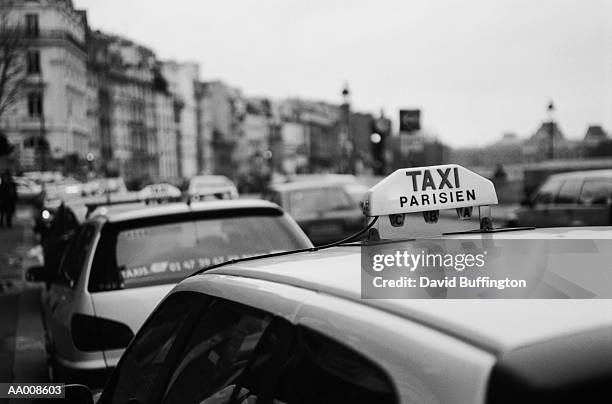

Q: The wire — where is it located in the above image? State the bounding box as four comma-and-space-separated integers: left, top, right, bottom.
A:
189, 216, 379, 278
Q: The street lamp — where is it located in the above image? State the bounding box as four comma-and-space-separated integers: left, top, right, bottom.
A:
547, 100, 555, 160
341, 83, 355, 174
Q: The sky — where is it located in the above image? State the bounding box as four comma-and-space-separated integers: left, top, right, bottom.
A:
74, 0, 612, 148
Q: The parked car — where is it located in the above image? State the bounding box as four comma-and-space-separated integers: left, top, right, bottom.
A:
85, 226, 612, 404
137, 183, 182, 203
26, 200, 312, 387
81, 177, 128, 196
508, 169, 612, 227
187, 175, 238, 201
263, 181, 365, 245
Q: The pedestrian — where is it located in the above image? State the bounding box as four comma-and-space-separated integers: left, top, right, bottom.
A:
0, 171, 18, 228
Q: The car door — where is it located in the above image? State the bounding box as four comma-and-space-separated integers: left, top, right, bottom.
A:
576, 178, 612, 225
45, 224, 97, 360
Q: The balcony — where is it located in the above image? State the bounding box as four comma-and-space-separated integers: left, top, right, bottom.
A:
26, 29, 86, 52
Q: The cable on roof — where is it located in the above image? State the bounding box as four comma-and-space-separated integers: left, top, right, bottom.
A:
189, 216, 379, 278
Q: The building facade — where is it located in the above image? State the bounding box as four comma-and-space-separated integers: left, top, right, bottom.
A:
197, 80, 244, 180
161, 61, 199, 179
0, 0, 90, 171
88, 31, 163, 183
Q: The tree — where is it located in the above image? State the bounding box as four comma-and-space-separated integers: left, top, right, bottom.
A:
0, 7, 27, 120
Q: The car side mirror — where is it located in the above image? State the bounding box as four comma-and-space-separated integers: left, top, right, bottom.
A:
31, 384, 93, 404
26, 265, 53, 283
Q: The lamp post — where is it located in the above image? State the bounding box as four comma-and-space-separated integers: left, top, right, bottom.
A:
340, 83, 354, 174
38, 69, 47, 171
547, 100, 555, 160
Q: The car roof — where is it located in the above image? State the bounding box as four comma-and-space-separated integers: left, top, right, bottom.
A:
189, 175, 233, 184
269, 180, 353, 192
91, 199, 282, 223
195, 226, 612, 355
548, 169, 612, 180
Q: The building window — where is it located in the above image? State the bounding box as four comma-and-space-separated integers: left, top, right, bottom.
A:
25, 14, 39, 37
27, 92, 43, 116
27, 51, 40, 74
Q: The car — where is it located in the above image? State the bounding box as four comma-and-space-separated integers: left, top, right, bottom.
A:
38, 196, 154, 285
509, 169, 612, 227
80, 177, 128, 197
34, 191, 139, 239
280, 173, 369, 205
187, 175, 239, 201
263, 180, 365, 245
75, 164, 611, 404
137, 183, 182, 203
26, 199, 312, 387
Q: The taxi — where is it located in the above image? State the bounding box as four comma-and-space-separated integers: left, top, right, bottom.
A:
188, 175, 239, 201
26, 199, 312, 388
62, 165, 610, 404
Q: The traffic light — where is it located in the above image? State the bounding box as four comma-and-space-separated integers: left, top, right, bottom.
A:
371, 116, 390, 175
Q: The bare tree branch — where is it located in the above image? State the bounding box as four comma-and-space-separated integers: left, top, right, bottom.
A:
0, 7, 28, 119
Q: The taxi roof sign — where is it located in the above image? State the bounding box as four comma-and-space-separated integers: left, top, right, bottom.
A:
364, 164, 498, 216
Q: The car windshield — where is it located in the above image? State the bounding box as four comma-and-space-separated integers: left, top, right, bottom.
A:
89, 212, 309, 291
288, 188, 356, 215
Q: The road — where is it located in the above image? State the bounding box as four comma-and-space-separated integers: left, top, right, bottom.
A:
0, 205, 48, 403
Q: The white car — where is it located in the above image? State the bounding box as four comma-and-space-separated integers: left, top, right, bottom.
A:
137, 183, 182, 202
26, 200, 312, 387
187, 175, 238, 201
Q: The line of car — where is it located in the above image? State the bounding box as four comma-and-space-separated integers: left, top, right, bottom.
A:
25, 166, 611, 403
27, 174, 366, 388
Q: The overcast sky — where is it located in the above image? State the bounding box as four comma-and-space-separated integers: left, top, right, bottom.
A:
74, 0, 611, 147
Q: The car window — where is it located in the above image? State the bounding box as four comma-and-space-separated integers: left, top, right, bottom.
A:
579, 179, 612, 205
56, 224, 96, 288
288, 188, 355, 215
89, 213, 309, 292
532, 178, 561, 205
555, 179, 582, 204
104, 292, 209, 404
161, 299, 272, 404
237, 325, 397, 404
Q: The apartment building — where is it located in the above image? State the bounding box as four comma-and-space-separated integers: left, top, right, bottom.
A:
0, 0, 90, 170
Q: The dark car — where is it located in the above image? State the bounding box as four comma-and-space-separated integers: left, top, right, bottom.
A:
509, 169, 612, 227
263, 181, 365, 245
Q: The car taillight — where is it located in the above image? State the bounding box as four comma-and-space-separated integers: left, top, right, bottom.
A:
71, 314, 134, 352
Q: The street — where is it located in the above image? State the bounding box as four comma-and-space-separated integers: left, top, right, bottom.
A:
0, 205, 47, 400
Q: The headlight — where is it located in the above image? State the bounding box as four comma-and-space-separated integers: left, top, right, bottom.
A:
41, 210, 51, 220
